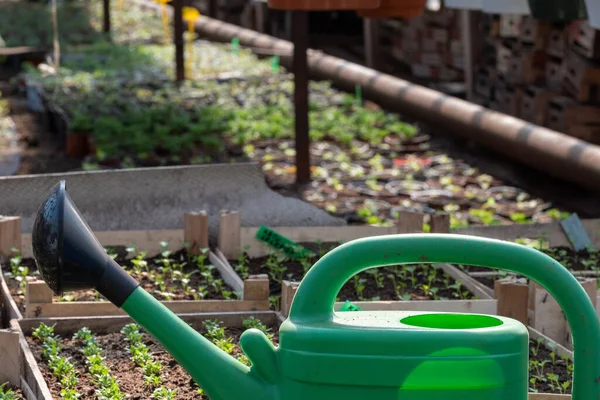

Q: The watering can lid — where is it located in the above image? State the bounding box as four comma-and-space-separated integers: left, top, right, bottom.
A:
279, 310, 528, 357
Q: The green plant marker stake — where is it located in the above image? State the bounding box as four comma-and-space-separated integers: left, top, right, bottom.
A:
340, 300, 361, 312
255, 226, 315, 260
356, 84, 363, 107
231, 37, 240, 55
271, 55, 280, 74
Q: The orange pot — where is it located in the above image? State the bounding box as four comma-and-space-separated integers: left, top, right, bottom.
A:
268, 0, 380, 10
357, 0, 426, 18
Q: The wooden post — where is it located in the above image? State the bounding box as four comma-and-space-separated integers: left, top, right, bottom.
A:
530, 281, 566, 345
0, 216, 21, 260
184, 212, 209, 255
494, 277, 529, 325
173, 0, 185, 81
364, 18, 380, 70
218, 210, 241, 259
103, 0, 111, 34
0, 329, 20, 387
281, 280, 299, 318
430, 213, 451, 233
292, 11, 310, 184
396, 211, 424, 234
565, 277, 597, 347
26, 280, 53, 318
243, 274, 269, 301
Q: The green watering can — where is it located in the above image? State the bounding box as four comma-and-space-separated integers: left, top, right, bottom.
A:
32, 181, 600, 400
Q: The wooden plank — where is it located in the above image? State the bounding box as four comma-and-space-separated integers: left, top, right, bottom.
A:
455, 221, 574, 247
218, 210, 241, 259
0, 265, 22, 321
241, 226, 394, 258
18, 310, 278, 336
242, 274, 269, 301
210, 249, 244, 293
430, 213, 450, 233
9, 319, 53, 400
280, 280, 299, 318
529, 395, 571, 400
494, 278, 528, 325
184, 211, 209, 255
439, 264, 495, 299
26, 299, 270, 318
565, 278, 596, 348
396, 211, 424, 234
0, 329, 20, 387
531, 283, 565, 345
333, 299, 497, 314
0, 216, 21, 260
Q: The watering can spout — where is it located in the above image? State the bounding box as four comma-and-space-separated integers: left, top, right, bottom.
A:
31, 181, 278, 400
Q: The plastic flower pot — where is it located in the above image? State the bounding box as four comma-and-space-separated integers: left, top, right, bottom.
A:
357, 0, 428, 18
527, 0, 587, 21
268, 0, 380, 10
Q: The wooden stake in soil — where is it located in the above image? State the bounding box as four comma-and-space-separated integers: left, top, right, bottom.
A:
0, 329, 20, 387
243, 274, 270, 301
281, 280, 299, 318
430, 213, 451, 233
25, 280, 53, 318
0, 216, 21, 260
494, 277, 528, 325
396, 211, 424, 234
184, 211, 209, 255
218, 210, 241, 260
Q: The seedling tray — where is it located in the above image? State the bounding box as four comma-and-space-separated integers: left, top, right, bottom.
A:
0, 215, 270, 320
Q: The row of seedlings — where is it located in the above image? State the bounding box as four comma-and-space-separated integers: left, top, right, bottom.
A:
0, 213, 270, 320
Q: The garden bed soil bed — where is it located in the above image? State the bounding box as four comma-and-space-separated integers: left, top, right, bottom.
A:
459, 246, 600, 290
25, 322, 571, 398
232, 241, 476, 303
27, 320, 278, 400
4, 247, 233, 313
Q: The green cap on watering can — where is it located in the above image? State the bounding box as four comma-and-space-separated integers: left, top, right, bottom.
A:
31, 181, 600, 400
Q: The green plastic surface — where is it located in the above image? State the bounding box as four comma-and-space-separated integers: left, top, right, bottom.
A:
118, 234, 600, 400
528, 0, 587, 20
255, 225, 314, 260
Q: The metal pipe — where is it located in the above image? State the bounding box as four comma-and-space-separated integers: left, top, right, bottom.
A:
135, 0, 600, 193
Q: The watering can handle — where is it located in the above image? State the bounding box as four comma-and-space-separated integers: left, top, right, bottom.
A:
288, 234, 600, 399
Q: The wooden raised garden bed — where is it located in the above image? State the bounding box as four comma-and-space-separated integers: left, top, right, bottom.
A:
0, 213, 270, 320
12, 302, 575, 399
216, 209, 600, 353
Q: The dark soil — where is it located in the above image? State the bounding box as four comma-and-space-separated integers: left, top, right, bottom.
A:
4, 248, 232, 313
233, 242, 476, 303
28, 324, 278, 400
529, 338, 572, 394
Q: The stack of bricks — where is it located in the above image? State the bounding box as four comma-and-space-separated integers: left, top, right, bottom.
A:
474, 14, 600, 145
384, 6, 465, 82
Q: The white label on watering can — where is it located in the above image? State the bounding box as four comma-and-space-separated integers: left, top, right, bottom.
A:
482, 0, 531, 15
444, 0, 482, 10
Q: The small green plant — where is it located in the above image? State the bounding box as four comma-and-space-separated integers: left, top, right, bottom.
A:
0, 382, 19, 400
